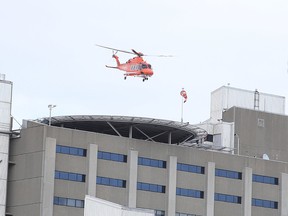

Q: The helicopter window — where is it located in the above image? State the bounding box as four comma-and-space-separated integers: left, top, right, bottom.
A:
141, 64, 148, 69
148, 64, 152, 69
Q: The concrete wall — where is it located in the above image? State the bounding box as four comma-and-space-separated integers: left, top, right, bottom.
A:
223, 107, 288, 162
7, 122, 288, 216
7, 126, 56, 216
0, 79, 12, 215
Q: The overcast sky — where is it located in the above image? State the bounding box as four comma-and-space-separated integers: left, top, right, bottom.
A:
1, 0, 288, 128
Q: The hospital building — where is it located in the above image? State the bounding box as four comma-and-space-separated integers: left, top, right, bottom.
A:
1, 75, 288, 216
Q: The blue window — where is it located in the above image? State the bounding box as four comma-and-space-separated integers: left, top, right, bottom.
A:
215, 168, 242, 180
55, 170, 86, 182
97, 176, 126, 188
252, 198, 278, 209
54, 196, 84, 208
138, 157, 166, 168
215, 193, 241, 204
98, 151, 127, 163
137, 182, 166, 193
177, 163, 205, 174
176, 187, 204, 199
59, 172, 69, 180
56, 145, 87, 157
67, 198, 76, 207
75, 199, 84, 208
69, 173, 77, 181
55, 197, 67, 206
252, 174, 278, 185
69, 147, 78, 156
176, 212, 202, 216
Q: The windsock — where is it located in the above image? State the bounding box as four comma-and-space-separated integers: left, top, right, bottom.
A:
180, 88, 187, 103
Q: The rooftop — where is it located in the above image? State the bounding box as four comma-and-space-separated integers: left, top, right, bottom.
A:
38, 115, 207, 145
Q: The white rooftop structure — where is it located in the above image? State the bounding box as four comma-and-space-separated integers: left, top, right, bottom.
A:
84, 196, 154, 216
0, 74, 12, 216
210, 85, 285, 121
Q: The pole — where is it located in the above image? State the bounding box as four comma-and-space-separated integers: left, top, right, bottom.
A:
234, 133, 240, 155
48, 104, 56, 126
49, 108, 52, 126
181, 96, 183, 124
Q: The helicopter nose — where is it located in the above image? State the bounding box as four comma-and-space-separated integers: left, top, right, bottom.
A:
142, 69, 153, 76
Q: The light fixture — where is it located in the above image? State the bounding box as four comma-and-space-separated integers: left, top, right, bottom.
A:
48, 104, 56, 126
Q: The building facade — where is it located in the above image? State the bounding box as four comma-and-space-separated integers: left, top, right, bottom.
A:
6, 116, 288, 216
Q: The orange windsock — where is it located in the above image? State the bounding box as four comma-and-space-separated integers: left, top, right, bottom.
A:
180, 88, 187, 103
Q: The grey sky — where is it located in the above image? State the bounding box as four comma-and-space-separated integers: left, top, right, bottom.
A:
1, 0, 288, 128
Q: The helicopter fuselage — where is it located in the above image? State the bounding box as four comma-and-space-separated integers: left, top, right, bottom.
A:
106, 54, 154, 81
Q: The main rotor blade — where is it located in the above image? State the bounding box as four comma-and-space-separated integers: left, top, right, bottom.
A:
132, 49, 173, 57
96, 44, 173, 57
96, 44, 135, 55
145, 54, 174, 57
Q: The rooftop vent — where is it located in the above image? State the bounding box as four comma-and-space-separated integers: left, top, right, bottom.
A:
0, 74, 5, 80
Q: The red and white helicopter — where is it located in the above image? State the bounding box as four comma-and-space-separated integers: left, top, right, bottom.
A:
97, 44, 172, 82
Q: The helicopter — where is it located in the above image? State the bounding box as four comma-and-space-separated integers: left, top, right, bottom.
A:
96, 44, 171, 82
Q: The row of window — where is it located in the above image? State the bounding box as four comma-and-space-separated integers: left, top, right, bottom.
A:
53, 195, 277, 211
56, 146, 279, 186
176, 187, 204, 199
214, 193, 278, 209
54, 196, 84, 208
137, 182, 166, 193
177, 163, 205, 174
98, 151, 127, 163
138, 157, 167, 168
176, 213, 201, 216
55, 170, 86, 182
252, 174, 278, 185
215, 168, 242, 180
252, 198, 278, 209
215, 168, 279, 186
97, 176, 126, 188
56, 145, 87, 157
55, 173, 276, 209
215, 193, 241, 204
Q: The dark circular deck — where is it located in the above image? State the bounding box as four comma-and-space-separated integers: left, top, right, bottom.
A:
39, 115, 207, 145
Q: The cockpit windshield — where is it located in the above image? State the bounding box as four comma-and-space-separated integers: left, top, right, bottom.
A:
141, 64, 152, 69
141, 64, 148, 69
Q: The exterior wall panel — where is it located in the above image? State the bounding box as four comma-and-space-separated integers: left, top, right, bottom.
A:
7, 120, 288, 216
223, 107, 288, 162
0, 79, 12, 216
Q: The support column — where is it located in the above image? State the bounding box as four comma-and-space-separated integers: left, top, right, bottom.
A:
167, 156, 177, 216
128, 150, 138, 208
168, 132, 172, 144
42, 137, 56, 216
206, 162, 215, 216
129, 126, 133, 139
281, 173, 288, 216
87, 144, 98, 197
242, 167, 252, 216
0, 135, 9, 215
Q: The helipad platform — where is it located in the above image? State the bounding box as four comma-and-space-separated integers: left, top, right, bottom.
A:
39, 115, 207, 145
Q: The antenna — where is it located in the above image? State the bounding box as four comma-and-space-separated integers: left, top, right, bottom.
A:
254, 89, 259, 110
262, 153, 270, 160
